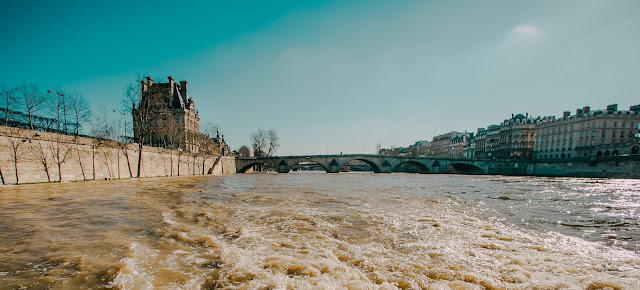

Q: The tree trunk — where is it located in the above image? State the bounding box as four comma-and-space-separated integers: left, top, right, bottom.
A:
13, 157, 19, 184
137, 143, 143, 178
58, 163, 62, 182
0, 166, 5, 185
44, 166, 51, 182
92, 147, 96, 180
76, 146, 86, 180
122, 147, 133, 177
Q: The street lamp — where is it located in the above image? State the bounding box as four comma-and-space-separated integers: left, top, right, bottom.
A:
48, 89, 67, 134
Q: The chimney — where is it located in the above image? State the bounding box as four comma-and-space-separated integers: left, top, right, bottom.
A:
576, 108, 583, 115
140, 81, 147, 96
563, 111, 570, 118
606, 104, 618, 111
146, 77, 153, 87
179, 81, 188, 100
168, 76, 175, 95
630, 104, 640, 112
583, 106, 590, 114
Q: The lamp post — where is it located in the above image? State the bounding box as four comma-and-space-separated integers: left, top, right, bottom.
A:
47, 89, 67, 134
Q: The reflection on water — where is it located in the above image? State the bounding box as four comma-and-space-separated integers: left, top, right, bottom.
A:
0, 173, 639, 288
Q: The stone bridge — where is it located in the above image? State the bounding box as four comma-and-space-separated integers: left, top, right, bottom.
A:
235, 154, 492, 174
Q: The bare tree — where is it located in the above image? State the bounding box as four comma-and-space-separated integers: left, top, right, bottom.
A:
375, 142, 382, 154
198, 121, 220, 175
48, 133, 71, 182
1, 83, 17, 126
251, 128, 267, 157
17, 82, 46, 131
70, 136, 87, 180
238, 145, 251, 157
69, 91, 91, 135
130, 78, 169, 178
5, 127, 28, 184
29, 139, 52, 182
267, 129, 279, 156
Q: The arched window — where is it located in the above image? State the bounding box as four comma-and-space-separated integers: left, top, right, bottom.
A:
597, 151, 603, 157
612, 150, 618, 156
633, 146, 640, 155
604, 150, 610, 156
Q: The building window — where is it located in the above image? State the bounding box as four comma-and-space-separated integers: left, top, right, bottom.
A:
592, 131, 596, 137
613, 131, 616, 137
603, 121, 607, 128
602, 131, 606, 137
622, 122, 626, 127
614, 121, 618, 127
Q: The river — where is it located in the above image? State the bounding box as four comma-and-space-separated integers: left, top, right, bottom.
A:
1, 172, 639, 289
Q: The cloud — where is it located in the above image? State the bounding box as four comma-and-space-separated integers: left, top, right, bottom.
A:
511, 25, 541, 37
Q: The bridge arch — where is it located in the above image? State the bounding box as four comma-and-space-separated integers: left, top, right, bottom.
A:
342, 158, 383, 173
391, 161, 430, 174
441, 163, 484, 175
238, 162, 271, 173
288, 160, 329, 173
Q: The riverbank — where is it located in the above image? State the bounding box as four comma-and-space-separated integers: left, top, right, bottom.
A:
0, 126, 235, 185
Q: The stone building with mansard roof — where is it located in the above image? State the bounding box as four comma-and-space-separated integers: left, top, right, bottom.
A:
534, 104, 640, 160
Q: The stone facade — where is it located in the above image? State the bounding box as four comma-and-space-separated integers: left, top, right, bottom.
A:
133, 77, 201, 152
474, 125, 499, 159
496, 113, 542, 159
534, 104, 640, 160
430, 131, 471, 158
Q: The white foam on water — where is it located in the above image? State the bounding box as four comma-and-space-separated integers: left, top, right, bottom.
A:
106, 175, 640, 289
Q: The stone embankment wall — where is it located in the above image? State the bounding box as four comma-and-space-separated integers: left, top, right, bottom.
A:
0, 126, 235, 185
486, 155, 640, 178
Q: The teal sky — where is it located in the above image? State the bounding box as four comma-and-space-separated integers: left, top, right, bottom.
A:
1, 0, 639, 155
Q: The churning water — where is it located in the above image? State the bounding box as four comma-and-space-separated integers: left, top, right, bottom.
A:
1, 172, 639, 289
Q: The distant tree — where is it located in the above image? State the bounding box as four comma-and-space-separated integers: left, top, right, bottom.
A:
198, 121, 221, 175
267, 129, 279, 156
238, 145, 251, 157
251, 128, 267, 157
68, 91, 91, 135
17, 82, 46, 131
1, 83, 17, 126
375, 142, 381, 154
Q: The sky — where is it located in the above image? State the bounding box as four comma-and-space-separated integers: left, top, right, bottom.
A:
1, 0, 639, 155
